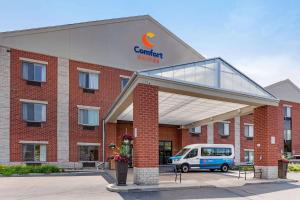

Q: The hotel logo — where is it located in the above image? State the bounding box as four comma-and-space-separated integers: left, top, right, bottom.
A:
134, 32, 164, 64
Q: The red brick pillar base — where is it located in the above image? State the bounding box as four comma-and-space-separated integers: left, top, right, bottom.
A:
254, 105, 281, 179
133, 84, 159, 185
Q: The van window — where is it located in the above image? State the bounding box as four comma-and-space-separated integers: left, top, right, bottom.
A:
176, 148, 190, 156
185, 149, 198, 159
201, 147, 232, 156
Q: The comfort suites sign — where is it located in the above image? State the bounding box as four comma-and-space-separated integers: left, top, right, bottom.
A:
134, 32, 164, 64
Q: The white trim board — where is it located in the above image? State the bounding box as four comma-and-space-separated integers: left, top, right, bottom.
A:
20, 99, 48, 104
77, 67, 101, 74
19, 140, 49, 144
20, 57, 48, 65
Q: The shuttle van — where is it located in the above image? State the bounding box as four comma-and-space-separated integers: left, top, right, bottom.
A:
170, 144, 235, 173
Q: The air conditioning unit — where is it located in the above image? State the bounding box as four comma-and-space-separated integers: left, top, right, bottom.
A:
189, 126, 201, 135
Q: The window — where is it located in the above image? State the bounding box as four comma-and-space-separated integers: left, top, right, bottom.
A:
22, 144, 46, 162
244, 124, 254, 138
284, 130, 291, 140
283, 106, 292, 155
218, 122, 230, 136
120, 77, 130, 91
284, 106, 291, 118
78, 109, 99, 126
244, 150, 254, 163
185, 148, 198, 159
175, 148, 190, 156
79, 146, 99, 161
79, 71, 99, 90
201, 147, 232, 156
22, 62, 46, 82
189, 126, 201, 134
22, 103, 46, 122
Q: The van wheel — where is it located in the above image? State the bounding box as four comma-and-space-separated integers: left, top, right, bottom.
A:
221, 164, 229, 172
181, 164, 189, 173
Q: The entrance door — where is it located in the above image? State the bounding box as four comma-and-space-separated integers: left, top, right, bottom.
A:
159, 141, 172, 165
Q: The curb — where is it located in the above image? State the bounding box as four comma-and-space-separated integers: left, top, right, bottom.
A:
244, 179, 298, 185
0, 171, 101, 177
106, 183, 216, 193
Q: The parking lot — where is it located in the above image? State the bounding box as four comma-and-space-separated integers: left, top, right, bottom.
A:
0, 172, 300, 200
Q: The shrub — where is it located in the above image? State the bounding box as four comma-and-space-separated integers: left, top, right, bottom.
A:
288, 163, 300, 172
0, 165, 60, 176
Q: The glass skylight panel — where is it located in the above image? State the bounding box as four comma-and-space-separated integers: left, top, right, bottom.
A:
140, 58, 274, 99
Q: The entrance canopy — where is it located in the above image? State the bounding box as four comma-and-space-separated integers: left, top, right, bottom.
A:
105, 58, 278, 127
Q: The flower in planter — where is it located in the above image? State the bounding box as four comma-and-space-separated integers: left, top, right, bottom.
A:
108, 134, 133, 162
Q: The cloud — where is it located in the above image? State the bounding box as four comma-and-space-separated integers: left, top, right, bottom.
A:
234, 54, 300, 87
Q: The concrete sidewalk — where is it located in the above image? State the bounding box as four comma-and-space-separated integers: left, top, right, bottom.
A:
106, 170, 298, 192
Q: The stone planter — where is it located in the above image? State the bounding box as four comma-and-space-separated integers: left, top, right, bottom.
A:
115, 161, 128, 186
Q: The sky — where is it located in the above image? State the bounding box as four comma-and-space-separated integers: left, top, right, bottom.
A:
0, 0, 299, 87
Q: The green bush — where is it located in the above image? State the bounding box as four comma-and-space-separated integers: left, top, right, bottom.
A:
0, 165, 60, 176
288, 163, 300, 172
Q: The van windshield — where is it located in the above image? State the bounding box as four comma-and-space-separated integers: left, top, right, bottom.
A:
176, 148, 190, 156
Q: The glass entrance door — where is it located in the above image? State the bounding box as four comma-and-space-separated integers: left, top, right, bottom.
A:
159, 141, 172, 165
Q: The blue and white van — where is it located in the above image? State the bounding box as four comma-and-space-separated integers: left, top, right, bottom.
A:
170, 144, 234, 173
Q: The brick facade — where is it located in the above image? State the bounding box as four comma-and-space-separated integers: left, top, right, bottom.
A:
10, 49, 58, 162
214, 118, 235, 145
68, 59, 132, 162
3, 47, 300, 172
240, 114, 254, 162
254, 106, 281, 166
132, 84, 159, 168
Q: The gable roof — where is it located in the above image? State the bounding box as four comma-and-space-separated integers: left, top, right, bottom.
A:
0, 15, 204, 71
265, 79, 300, 103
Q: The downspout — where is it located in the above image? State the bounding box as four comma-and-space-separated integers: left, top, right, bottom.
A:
102, 119, 106, 165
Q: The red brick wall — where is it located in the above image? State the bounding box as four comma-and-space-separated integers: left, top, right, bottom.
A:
290, 102, 300, 155
10, 49, 58, 162
213, 118, 235, 145
159, 125, 181, 155
240, 114, 254, 162
254, 105, 281, 166
69, 60, 132, 161
180, 126, 207, 148
116, 122, 181, 156
133, 84, 159, 167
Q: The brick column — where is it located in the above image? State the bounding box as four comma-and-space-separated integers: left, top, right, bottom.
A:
105, 123, 117, 162
254, 105, 281, 179
133, 84, 159, 185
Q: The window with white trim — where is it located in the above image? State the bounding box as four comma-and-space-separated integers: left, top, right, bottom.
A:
78, 108, 99, 126
79, 146, 99, 161
22, 61, 46, 82
120, 77, 130, 91
218, 122, 230, 136
189, 126, 201, 134
79, 71, 99, 90
244, 149, 254, 163
22, 144, 46, 162
244, 124, 254, 138
22, 102, 47, 122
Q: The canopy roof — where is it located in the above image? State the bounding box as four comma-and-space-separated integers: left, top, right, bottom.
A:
105, 58, 278, 127
140, 58, 274, 99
